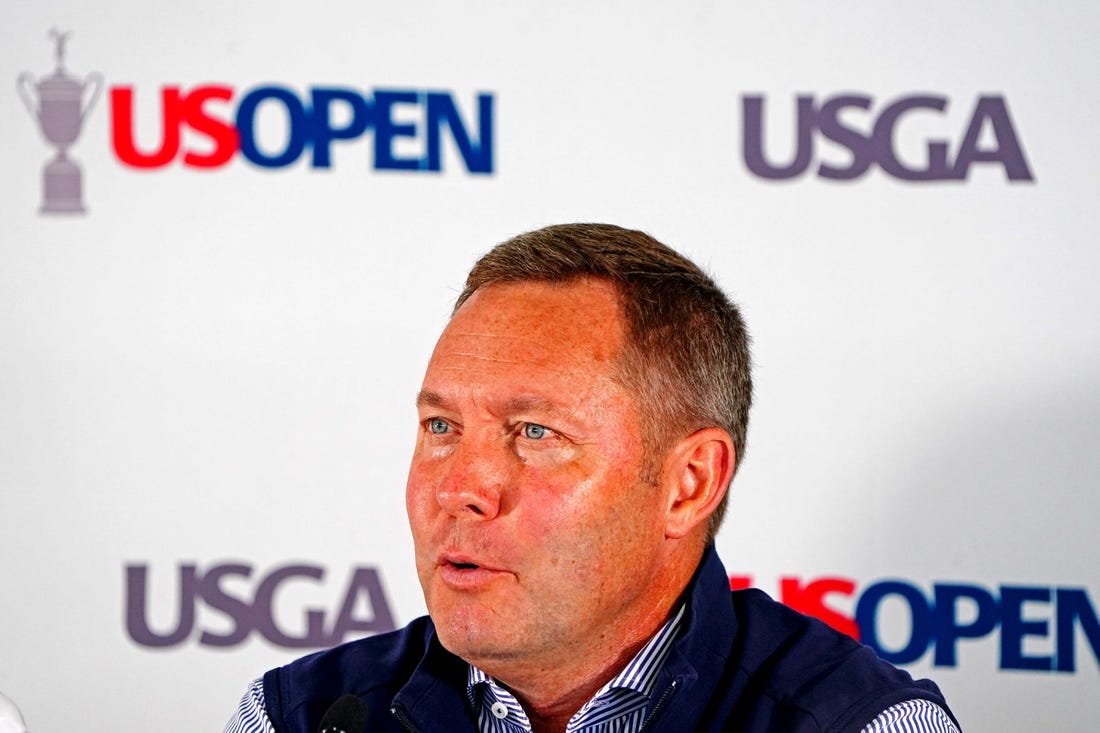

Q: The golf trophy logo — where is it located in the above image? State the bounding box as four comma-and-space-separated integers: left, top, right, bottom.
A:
17, 28, 103, 215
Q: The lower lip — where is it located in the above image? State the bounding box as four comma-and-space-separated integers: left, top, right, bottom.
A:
438, 564, 507, 589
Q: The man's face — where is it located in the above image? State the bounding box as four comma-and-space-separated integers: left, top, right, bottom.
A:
406, 278, 676, 674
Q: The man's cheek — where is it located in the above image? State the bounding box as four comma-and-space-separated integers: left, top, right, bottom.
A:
405, 472, 438, 520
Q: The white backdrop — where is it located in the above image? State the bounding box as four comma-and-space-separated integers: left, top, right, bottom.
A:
2, 2, 1098, 730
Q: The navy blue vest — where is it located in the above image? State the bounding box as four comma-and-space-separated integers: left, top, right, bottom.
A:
263, 548, 958, 732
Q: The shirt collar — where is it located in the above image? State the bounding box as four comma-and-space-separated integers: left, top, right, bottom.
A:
466, 604, 686, 730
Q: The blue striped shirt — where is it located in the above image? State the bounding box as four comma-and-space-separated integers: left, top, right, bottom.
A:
224, 606, 960, 733
466, 605, 687, 733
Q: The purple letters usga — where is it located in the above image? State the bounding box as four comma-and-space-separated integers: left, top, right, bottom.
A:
743, 94, 1034, 182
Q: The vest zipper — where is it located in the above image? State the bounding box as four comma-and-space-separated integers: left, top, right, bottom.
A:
390, 704, 419, 733
638, 679, 680, 733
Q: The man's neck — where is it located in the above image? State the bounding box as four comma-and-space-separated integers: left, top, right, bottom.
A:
506, 635, 655, 733
483, 575, 693, 732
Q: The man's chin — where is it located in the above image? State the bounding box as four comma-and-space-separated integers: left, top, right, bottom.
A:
425, 583, 552, 662
435, 624, 519, 666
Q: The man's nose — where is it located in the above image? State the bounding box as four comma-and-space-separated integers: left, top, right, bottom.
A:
435, 434, 508, 519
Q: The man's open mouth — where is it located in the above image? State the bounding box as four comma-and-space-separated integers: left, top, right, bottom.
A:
451, 561, 479, 570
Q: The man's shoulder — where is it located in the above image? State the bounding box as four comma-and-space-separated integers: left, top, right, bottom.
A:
731, 586, 864, 662
723, 588, 951, 731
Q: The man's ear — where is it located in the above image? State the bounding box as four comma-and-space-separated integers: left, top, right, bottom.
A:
661, 427, 736, 540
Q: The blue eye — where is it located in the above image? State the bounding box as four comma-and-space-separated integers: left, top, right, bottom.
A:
428, 418, 450, 434
523, 423, 547, 439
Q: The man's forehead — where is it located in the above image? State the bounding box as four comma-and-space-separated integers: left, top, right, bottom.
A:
441, 279, 625, 355
417, 278, 630, 408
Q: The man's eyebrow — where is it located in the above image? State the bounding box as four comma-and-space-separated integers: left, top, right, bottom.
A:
415, 391, 568, 417
415, 390, 451, 410
503, 395, 562, 415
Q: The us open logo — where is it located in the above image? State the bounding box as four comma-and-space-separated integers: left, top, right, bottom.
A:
732, 573, 1100, 672
16, 27, 496, 217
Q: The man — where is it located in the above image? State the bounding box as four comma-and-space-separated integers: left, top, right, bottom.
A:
226, 224, 960, 732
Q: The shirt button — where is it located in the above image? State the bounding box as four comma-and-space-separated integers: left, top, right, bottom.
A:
491, 701, 508, 719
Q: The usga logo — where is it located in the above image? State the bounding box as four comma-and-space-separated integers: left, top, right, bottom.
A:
742, 93, 1034, 182
125, 562, 396, 648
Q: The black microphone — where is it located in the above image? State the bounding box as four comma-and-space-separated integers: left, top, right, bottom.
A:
317, 694, 368, 733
